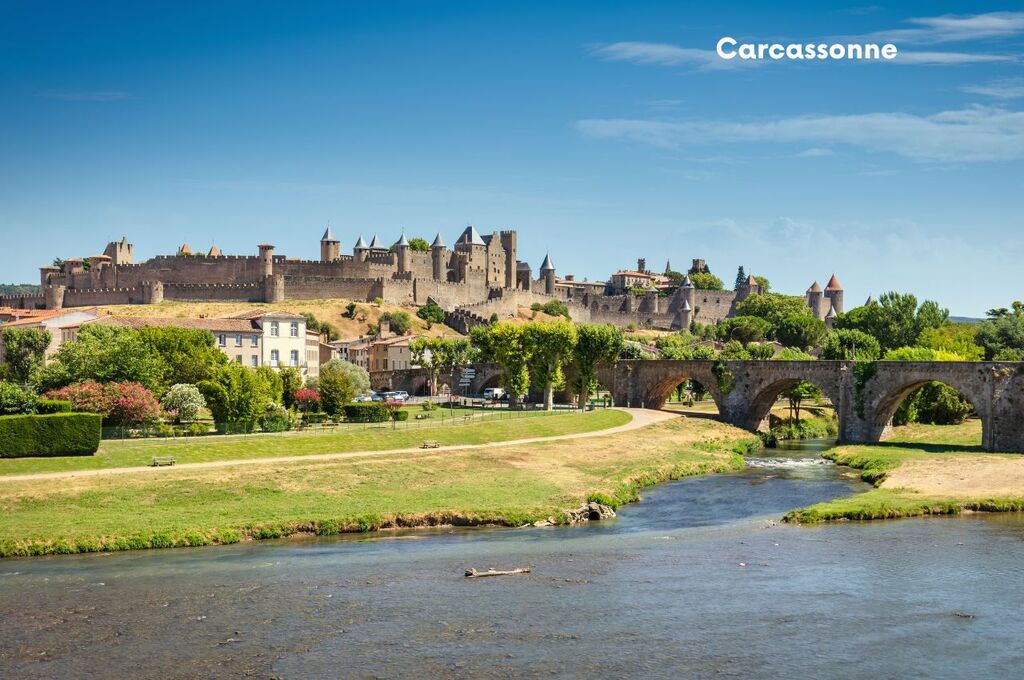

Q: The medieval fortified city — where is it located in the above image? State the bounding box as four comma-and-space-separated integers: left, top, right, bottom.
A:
3, 4, 1024, 680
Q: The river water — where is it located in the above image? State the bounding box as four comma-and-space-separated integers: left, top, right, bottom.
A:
2, 441, 1023, 679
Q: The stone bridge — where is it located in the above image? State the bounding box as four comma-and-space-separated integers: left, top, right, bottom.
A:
593, 360, 1024, 452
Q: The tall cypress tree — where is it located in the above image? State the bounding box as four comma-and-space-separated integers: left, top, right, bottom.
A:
735, 266, 746, 289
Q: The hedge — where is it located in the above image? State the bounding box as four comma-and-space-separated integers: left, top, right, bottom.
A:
0, 413, 102, 458
36, 399, 72, 414
343, 402, 390, 422
392, 409, 409, 421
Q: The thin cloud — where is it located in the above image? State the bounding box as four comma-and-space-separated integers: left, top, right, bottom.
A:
963, 77, 1024, 99
589, 42, 752, 71
576, 106, 1024, 162
892, 50, 1014, 64
796, 147, 834, 157
35, 90, 132, 101
869, 11, 1024, 45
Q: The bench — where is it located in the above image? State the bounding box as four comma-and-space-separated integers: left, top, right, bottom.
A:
421, 440, 441, 449
151, 456, 177, 467
415, 414, 428, 420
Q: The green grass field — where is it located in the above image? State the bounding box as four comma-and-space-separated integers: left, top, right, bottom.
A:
0, 415, 756, 558
786, 419, 1024, 522
0, 409, 628, 476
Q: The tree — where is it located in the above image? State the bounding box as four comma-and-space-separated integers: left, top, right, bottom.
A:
754, 276, 770, 293
39, 325, 166, 392
410, 337, 476, 396
540, 300, 570, 319
160, 383, 206, 423
416, 301, 446, 327
747, 342, 775, 360
917, 324, 984, 361
477, 323, 532, 405
734, 293, 810, 328
524, 321, 577, 410
734, 266, 747, 289
196, 364, 276, 428
294, 388, 321, 413
302, 313, 339, 342
717, 316, 772, 346
0, 327, 51, 384
572, 324, 624, 406
820, 329, 881, 361
278, 367, 304, 408
619, 340, 656, 360
773, 348, 819, 422
380, 310, 412, 335
833, 292, 947, 352
775, 314, 827, 350
975, 313, 1024, 360
881, 347, 974, 425
689, 272, 723, 290
318, 367, 354, 416
719, 340, 751, 360
320, 359, 371, 396
255, 366, 284, 404
408, 237, 430, 253
136, 326, 227, 385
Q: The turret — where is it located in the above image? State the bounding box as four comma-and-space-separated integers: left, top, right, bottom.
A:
320, 227, 340, 262
394, 232, 410, 273
825, 302, 838, 328
353, 235, 369, 261
39, 265, 60, 288
824, 274, 844, 314
637, 257, 647, 274
142, 281, 164, 305
430, 233, 446, 281
258, 244, 275, 277
806, 281, 825, 319
681, 274, 696, 310
665, 259, 672, 275
500, 230, 517, 289
44, 284, 65, 311
736, 274, 760, 302
674, 298, 692, 331
516, 261, 532, 291
540, 253, 556, 295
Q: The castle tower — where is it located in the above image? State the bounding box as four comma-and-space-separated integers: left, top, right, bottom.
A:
540, 253, 556, 295
104, 237, 134, 265
681, 274, 696, 311
320, 227, 341, 262
394, 232, 410, 274
824, 274, 844, 314
353, 235, 369, 261
263, 273, 285, 303
39, 265, 60, 288
825, 302, 838, 329
500, 230, 517, 289
736, 274, 761, 302
258, 244, 275, 278
142, 281, 164, 305
674, 299, 692, 330
44, 284, 65, 311
430, 233, 446, 281
643, 288, 659, 314
806, 281, 825, 319
637, 257, 647, 274
516, 261, 532, 291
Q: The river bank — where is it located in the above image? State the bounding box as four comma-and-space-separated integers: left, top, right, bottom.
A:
0, 412, 757, 558
786, 419, 1024, 522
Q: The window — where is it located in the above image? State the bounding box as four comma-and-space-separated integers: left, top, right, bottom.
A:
270, 321, 279, 337
218, 334, 226, 347
250, 356, 259, 367
250, 335, 258, 348
290, 322, 299, 337
290, 350, 299, 367
270, 349, 279, 367
235, 334, 242, 347
235, 355, 242, 363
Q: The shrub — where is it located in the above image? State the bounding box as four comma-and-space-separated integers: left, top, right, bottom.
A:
160, 383, 206, 423
294, 388, 321, 413
44, 381, 160, 426
421, 400, 438, 411
0, 381, 39, 415
380, 310, 412, 335
392, 409, 409, 421
153, 423, 175, 438
185, 422, 210, 436
36, 399, 71, 414
260, 403, 295, 432
0, 413, 102, 457
417, 301, 446, 325
343, 402, 390, 422
301, 412, 330, 424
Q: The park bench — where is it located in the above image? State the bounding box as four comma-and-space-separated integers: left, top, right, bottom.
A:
151, 456, 177, 467
415, 414, 428, 420
421, 440, 441, 449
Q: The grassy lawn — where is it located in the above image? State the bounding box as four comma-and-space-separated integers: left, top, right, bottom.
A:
786, 419, 1024, 522
0, 416, 757, 558
0, 409, 630, 476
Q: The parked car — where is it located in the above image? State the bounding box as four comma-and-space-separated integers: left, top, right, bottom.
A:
353, 394, 374, 403
483, 387, 506, 401
391, 391, 410, 402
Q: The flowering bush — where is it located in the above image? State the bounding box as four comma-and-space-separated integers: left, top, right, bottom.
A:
294, 388, 321, 413
160, 383, 206, 423
45, 381, 161, 426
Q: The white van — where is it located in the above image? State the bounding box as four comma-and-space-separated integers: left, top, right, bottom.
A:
483, 387, 506, 400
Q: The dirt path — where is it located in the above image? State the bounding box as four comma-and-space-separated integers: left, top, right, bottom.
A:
0, 408, 677, 483
881, 455, 1024, 497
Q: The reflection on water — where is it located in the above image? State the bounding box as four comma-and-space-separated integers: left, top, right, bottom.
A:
2, 439, 1023, 679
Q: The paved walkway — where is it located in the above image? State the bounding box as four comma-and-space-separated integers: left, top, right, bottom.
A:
0, 408, 678, 483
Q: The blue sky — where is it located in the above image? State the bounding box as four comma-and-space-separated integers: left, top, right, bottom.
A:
1, 1, 1022, 316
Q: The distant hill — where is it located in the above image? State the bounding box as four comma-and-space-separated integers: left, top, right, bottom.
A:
950, 316, 983, 325
0, 283, 40, 296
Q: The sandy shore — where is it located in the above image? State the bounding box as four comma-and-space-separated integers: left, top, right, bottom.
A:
881, 455, 1024, 497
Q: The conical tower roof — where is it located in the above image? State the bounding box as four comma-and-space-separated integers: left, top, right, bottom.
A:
353, 235, 368, 249
368, 234, 383, 249
431, 232, 445, 248
177, 243, 192, 255
681, 275, 693, 288
459, 225, 485, 246
746, 274, 758, 286
540, 253, 555, 272
321, 226, 336, 242
665, 260, 672, 275
207, 245, 222, 257
394, 232, 409, 247
807, 281, 823, 294
825, 274, 843, 291
681, 299, 692, 311
825, 303, 838, 319
864, 295, 875, 306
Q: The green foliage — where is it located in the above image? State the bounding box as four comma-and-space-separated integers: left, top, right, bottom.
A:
771, 417, 834, 441
917, 325, 983, 361
524, 321, 577, 408
882, 346, 965, 362
36, 399, 71, 414
279, 367, 304, 408
421, 399, 438, 411
408, 237, 430, 253
0, 381, 39, 415
734, 266, 746, 289
994, 347, 1024, 361
0, 413, 101, 457
753, 276, 770, 293
197, 364, 276, 428
302, 313, 339, 341
343, 402, 390, 422
0, 327, 51, 384
975, 311, 1024, 360
572, 324, 624, 402
39, 325, 166, 392
160, 384, 206, 423
260, 403, 296, 432
533, 299, 570, 319
410, 337, 476, 394
711, 360, 736, 393
655, 333, 716, 360
717, 315, 772, 345
747, 342, 775, 360
416, 301, 446, 325
254, 366, 284, 404
321, 359, 371, 396
380, 310, 412, 335
834, 292, 948, 352
775, 347, 814, 360
775, 314, 827, 350
476, 323, 532, 400
318, 370, 355, 416
344, 301, 357, 318
136, 326, 227, 385
734, 293, 810, 327
719, 340, 750, 360
689, 272, 723, 290
893, 382, 974, 426
820, 329, 881, 361
619, 340, 656, 360
0, 283, 41, 296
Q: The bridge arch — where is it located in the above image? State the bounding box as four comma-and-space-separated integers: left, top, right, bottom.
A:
743, 376, 842, 433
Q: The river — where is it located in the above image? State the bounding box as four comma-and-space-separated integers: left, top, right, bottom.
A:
2, 441, 1023, 679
